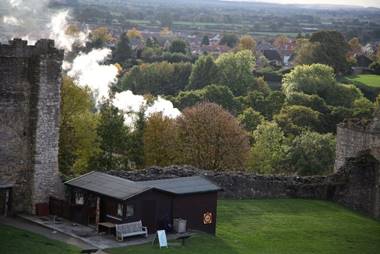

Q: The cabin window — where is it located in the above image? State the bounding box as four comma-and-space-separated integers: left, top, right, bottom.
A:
117, 203, 123, 217
75, 192, 84, 205
126, 204, 135, 217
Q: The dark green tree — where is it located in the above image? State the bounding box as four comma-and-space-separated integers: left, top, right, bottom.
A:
285, 131, 336, 176
220, 33, 239, 48
274, 105, 322, 136
238, 108, 264, 132
127, 106, 145, 168
201, 35, 210, 46
93, 100, 129, 171
112, 32, 132, 65
309, 30, 350, 73
169, 39, 188, 54
188, 55, 219, 90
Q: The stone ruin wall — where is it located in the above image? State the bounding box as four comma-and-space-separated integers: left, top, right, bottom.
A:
335, 117, 380, 171
0, 39, 64, 213
111, 159, 380, 220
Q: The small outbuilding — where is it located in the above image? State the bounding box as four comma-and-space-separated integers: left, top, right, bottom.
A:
64, 172, 220, 235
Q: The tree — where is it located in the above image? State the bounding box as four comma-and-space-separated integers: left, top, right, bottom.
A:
216, 50, 256, 96
294, 38, 318, 65
169, 39, 188, 54
238, 108, 264, 132
146, 37, 160, 48
220, 33, 238, 48
172, 90, 203, 110
309, 30, 350, 73
237, 35, 256, 54
248, 121, 288, 174
282, 64, 336, 97
127, 106, 145, 168
59, 76, 100, 175
121, 61, 192, 96
202, 85, 238, 113
282, 64, 361, 107
188, 55, 219, 90
274, 105, 322, 136
127, 27, 142, 40
352, 97, 374, 118
285, 92, 329, 114
173, 85, 239, 113
348, 37, 362, 57
244, 91, 285, 119
370, 61, 380, 74
112, 32, 132, 65
144, 113, 179, 167
285, 131, 336, 176
201, 35, 210, 46
93, 100, 129, 171
89, 27, 113, 48
273, 35, 290, 52
177, 102, 250, 171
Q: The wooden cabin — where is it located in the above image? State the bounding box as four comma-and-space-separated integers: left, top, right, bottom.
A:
64, 172, 220, 234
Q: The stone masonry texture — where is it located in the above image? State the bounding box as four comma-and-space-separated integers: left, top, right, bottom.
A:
0, 39, 64, 213
110, 156, 380, 220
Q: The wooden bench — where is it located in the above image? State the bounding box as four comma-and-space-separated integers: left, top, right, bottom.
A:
115, 220, 148, 241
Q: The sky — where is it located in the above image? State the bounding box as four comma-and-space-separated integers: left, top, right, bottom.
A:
225, 0, 380, 8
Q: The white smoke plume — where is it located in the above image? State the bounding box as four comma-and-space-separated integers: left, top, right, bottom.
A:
114, 92, 181, 126
2, 16, 21, 26
2, 0, 88, 52
67, 48, 119, 101
66, 49, 181, 126
2, 0, 181, 126
48, 10, 89, 52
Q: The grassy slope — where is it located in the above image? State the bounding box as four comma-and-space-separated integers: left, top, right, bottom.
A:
109, 199, 380, 254
346, 74, 380, 88
0, 224, 80, 254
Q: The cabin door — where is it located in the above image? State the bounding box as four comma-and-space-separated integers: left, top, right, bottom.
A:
0, 188, 10, 216
142, 200, 157, 234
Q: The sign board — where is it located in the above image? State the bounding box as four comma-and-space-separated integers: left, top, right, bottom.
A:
157, 230, 168, 248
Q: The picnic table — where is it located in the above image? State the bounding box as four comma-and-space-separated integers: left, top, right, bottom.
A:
97, 222, 115, 235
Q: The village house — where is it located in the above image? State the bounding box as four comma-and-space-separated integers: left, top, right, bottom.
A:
63, 171, 221, 235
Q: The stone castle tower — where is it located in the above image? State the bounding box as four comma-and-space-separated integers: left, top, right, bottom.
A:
335, 112, 380, 171
0, 39, 64, 213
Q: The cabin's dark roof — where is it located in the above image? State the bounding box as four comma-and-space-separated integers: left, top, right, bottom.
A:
0, 180, 14, 189
65, 172, 221, 199
65, 171, 151, 200
139, 176, 221, 194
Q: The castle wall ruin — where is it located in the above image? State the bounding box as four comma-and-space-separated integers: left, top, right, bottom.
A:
335, 117, 380, 170
111, 159, 380, 220
0, 39, 64, 213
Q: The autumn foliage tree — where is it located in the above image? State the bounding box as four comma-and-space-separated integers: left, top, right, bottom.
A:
177, 102, 250, 171
144, 113, 179, 167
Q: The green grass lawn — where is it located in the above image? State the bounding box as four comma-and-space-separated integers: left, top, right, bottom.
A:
346, 74, 380, 88
109, 199, 380, 254
0, 224, 80, 254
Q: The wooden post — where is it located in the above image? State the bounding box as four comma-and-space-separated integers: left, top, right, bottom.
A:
95, 197, 100, 232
